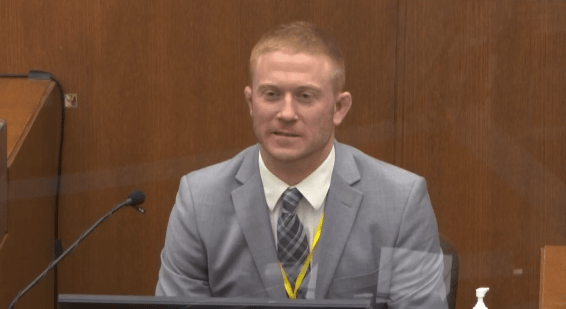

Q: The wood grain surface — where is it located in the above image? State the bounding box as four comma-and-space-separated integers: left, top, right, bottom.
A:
0, 79, 61, 309
395, 1, 566, 308
0, 121, 5, 240
539, 246, 566, 309
1, 1, 565, 309
1, 0, 398, 302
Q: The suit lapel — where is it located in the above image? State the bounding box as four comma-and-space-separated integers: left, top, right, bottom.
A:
315, 142, 363, 298
231, 146, 287, 298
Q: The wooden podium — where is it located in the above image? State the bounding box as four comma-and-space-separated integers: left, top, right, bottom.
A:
0, 78, 62, 309
540, 246, 566, 309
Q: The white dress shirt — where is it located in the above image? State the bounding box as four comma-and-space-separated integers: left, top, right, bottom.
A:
258, 146, 335, 250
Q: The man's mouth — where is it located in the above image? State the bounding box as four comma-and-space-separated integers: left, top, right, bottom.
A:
273, 132, 299, 137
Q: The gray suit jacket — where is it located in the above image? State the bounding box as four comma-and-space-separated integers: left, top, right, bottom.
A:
156, 141, 447, 309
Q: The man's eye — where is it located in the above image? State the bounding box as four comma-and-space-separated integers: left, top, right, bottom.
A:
298, 92, 314, 101
264, 91, 279, 99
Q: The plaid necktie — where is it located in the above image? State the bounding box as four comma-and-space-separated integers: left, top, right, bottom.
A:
277, 187, 310, 298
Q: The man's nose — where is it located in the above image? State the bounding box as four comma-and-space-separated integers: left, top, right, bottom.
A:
277, 94, 298, 121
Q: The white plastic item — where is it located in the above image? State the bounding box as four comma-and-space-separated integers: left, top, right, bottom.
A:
473, 287, 489, 309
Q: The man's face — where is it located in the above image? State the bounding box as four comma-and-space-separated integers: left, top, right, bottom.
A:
244, 51, 351, 168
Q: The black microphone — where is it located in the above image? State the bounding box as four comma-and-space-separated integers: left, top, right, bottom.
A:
8, 190, 146, 309
125, 190, 146, 213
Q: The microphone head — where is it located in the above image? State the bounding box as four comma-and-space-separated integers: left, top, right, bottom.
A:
128, 190, 146, 206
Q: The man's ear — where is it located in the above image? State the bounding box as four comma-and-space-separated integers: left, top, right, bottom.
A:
244, 86, 253, 116
333, 91, 352, 126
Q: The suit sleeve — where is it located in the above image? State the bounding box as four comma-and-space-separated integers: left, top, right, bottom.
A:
388, 178, 448, 309
155, 175, 212, 297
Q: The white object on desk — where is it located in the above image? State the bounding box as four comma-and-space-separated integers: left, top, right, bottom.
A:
473, 287, 489, 309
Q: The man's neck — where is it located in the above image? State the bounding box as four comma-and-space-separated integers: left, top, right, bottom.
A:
260, 142, 333, 186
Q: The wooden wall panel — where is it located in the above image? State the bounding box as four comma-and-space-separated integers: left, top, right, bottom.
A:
1, 0, 398, 299
396, 1, 566, 308
0, 122, 5, 304
6, 0, 565, 308
0, 79, 61, 309
0, 121, 5, 239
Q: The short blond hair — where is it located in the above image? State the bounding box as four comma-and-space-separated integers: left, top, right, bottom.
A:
249, 21, 345, 94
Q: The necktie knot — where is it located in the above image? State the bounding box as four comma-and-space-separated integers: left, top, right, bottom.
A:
281, 187, 303, 214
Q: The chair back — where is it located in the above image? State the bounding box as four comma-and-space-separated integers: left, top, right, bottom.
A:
440, 235, 459, 309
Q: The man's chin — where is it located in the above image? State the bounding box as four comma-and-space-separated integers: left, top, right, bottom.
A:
261, 147, 303, 163
270, 151, 302, 162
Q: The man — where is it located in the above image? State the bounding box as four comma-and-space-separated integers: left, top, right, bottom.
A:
156, 21, 447, 309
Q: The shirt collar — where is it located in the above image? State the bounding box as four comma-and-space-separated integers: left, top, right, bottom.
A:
259, 146, 335, 212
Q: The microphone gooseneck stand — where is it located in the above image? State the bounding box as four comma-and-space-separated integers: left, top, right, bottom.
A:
8, 190, 146, 309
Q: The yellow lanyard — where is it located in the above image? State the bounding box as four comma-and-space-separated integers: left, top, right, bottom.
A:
279, 213, 324, 299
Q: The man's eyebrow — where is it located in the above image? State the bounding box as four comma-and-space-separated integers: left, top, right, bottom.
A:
295, 85, 322, 92
255, 84, 277, 92
255, 84, 322, 92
